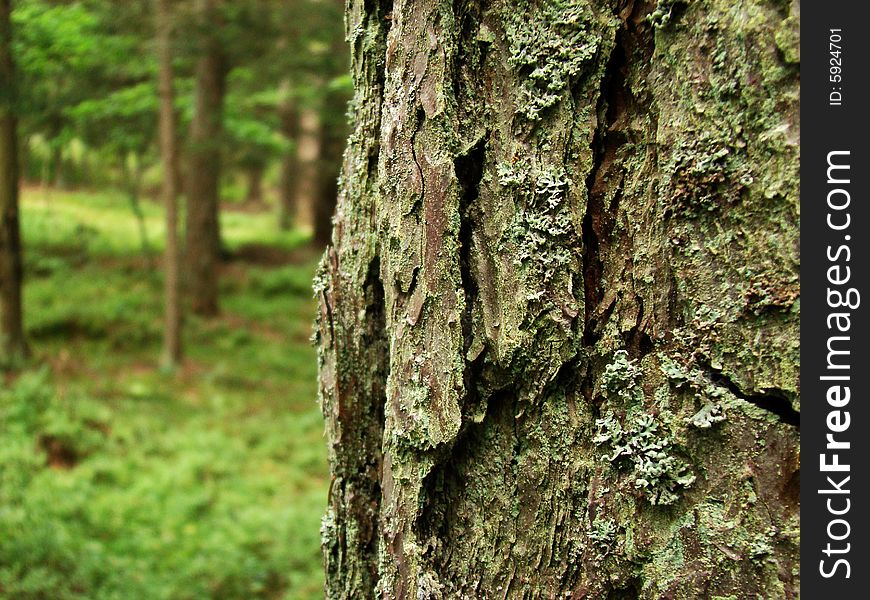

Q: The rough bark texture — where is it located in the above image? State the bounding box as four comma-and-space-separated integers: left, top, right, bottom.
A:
185, 0, 226, 317
0, 0, 27, 365
156, 0, 182, 367
316, 0, 800, 598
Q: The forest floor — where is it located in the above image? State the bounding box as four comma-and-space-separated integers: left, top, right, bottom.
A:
1, 186, 327, 599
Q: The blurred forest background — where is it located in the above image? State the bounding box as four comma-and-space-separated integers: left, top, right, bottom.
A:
0, 0, 349, 598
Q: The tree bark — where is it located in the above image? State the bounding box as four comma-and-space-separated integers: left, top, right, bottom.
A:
156, 0, 182, 367
185, 0, 226, 317
316, 0, 800, 598
0, 0, 27, 366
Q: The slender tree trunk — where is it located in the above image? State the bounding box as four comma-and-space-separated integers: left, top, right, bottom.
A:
292, 104, 320, 234
314, 82, 348, 247
49, 141, 61, 188
122, 154, 150, 256
316, 0, 800, 598
0, 0, 27, 366
243, 164, 264, 205
314, 110, 340, 248
156, 0, 182, 367
18, 135, 28, 182
184, 0, 225, 317
277, 80, 299, 230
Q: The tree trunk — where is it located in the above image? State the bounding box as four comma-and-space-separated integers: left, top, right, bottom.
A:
314, 90, 348, 248
49, 141, 62, 188
0, 0, 27, 366
122, 154, 150, 256
156, 0, 182, 367
313, 105, 341, 247
184, 0, 225, 317
292, 104, 320, 235
316, 0, 800, 598
277, 80, 299, 230
243, 163, 264, 205
314, 14, 351, 248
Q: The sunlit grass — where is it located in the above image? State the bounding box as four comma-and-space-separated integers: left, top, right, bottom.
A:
20, 185, 309, 256
2, 187, 326, 599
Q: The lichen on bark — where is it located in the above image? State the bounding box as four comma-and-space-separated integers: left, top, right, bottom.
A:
316, 0, 799, 597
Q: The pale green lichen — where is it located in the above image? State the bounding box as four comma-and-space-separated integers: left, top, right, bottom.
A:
497, 161, 528, 187
509, 165, 576, 293
601, 350, 643, 404
312, 253, 330, 296
416, 571, 444, 599
504, 0, 601, 120
587, 517, 617, 556
686, 401, 726, 428
594, 410, 695, 505
748, 527, 777, 561
594, 352, 696, 504
659, 355, 730, 428
648, 0, 687, 29
664, 136, 753, 217
320, 507, 338, 551
774, 11, 800, 65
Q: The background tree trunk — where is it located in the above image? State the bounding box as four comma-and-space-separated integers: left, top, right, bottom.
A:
277, 80, 299, 230
314, 13, 350, 248
0, 0, 27, 365
316, 0, 800, 598
156, 0, 182, 367
292, 104, 321, 235
314, 92, 343, 248
243, 163, 264, 205
185, 0, 225, 317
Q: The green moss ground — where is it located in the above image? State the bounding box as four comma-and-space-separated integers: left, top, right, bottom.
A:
1, 186, 325, 599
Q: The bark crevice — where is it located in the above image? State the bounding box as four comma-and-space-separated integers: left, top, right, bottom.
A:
582, 16, 629, 347
455, 136, 486, 356
702, 361, 800, 428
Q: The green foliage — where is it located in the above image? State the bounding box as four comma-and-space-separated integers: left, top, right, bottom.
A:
11, 0, 349, 198
249, 266, 318, 299
2, 188, 326, 599
0, 371, 325, 599
68, 82, 158, 156
224, 70, 291, 170
19, 187, 307, 258
13, 0, 150, 159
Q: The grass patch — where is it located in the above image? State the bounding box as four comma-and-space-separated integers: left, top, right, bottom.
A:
1, 187, 326, 599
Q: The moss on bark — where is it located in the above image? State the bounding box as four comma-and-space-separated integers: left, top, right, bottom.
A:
316, 0, 799, 597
